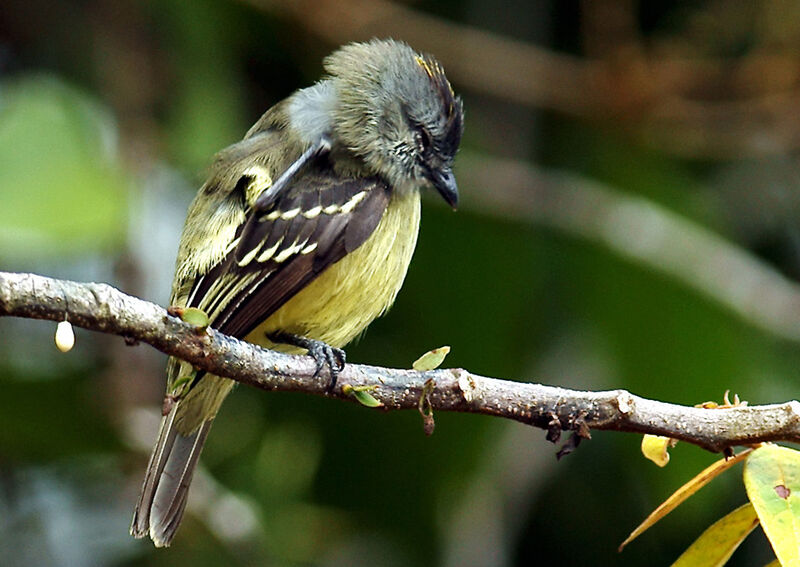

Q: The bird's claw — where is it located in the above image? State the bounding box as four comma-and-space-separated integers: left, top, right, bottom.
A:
307, 340, 346, 389
268, 331, 345, 390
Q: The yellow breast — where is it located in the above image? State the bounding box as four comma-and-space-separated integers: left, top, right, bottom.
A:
174, 188, 421, 434
245, 188, 422, 352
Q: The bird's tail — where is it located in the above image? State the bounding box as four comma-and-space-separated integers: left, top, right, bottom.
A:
130, 403, 213, 547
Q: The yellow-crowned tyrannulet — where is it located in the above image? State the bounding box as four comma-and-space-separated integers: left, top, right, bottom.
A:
131, 38, 463, 547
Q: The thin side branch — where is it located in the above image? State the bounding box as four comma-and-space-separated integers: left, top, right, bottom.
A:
2, 270, 800, 453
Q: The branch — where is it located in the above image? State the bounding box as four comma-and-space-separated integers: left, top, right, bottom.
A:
2, 270, 800, 453
246, 0, 800, 158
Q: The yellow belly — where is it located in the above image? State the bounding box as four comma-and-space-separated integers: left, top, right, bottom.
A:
174, 188, 421, 434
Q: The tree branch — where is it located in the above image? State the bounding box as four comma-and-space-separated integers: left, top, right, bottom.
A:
245, 0, 800, 158
2, 270, 799, 453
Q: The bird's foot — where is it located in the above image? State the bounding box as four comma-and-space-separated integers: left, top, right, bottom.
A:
268, 331, 345, 390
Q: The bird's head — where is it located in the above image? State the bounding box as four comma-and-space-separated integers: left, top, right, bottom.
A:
325, 39, 464, 208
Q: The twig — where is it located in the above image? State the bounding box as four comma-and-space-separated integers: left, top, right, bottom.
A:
2, 270, 800, 453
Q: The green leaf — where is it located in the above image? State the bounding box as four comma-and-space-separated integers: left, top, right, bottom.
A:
182, 307, 210, 329
671, 503, 759, 567
341, 384, 383, 408
744, 444, 800, 566
412, 346, 451, 371
351, 389, 382, 408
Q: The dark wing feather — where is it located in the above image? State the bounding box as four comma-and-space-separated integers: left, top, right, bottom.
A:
187, 171, 391, 342
344, 185, 391, 254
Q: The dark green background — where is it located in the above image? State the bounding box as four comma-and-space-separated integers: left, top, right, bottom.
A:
0, 1, 796, 565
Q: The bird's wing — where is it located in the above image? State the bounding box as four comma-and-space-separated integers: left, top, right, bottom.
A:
186, 169, 391, 340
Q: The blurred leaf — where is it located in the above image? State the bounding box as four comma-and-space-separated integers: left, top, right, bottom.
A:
744, 444, 800, 566
0, 75, 128, 258
671, 503, 759, 567
620, 449, 753, 551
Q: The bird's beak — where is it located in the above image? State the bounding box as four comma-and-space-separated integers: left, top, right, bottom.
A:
430, 167, 459, 210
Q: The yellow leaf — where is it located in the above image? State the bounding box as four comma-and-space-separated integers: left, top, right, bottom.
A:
620, 448, 754, 551
671, 503, 759, 567
412, 346, 451, 371
642, 435, 675, 467
743, 444, 800, 567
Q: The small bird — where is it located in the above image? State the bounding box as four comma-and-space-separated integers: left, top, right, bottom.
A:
131, 38, 463, 547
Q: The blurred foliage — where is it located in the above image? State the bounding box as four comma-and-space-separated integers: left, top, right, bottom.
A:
1, 1, 799, 566
0, 76, 127, 258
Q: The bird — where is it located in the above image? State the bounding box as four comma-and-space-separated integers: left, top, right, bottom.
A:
130, 38, 463, 547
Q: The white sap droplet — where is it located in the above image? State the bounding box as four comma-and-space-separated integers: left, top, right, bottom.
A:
55, 320, 75, 352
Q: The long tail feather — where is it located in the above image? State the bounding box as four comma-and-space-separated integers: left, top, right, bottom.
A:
131, 405, 213, 547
